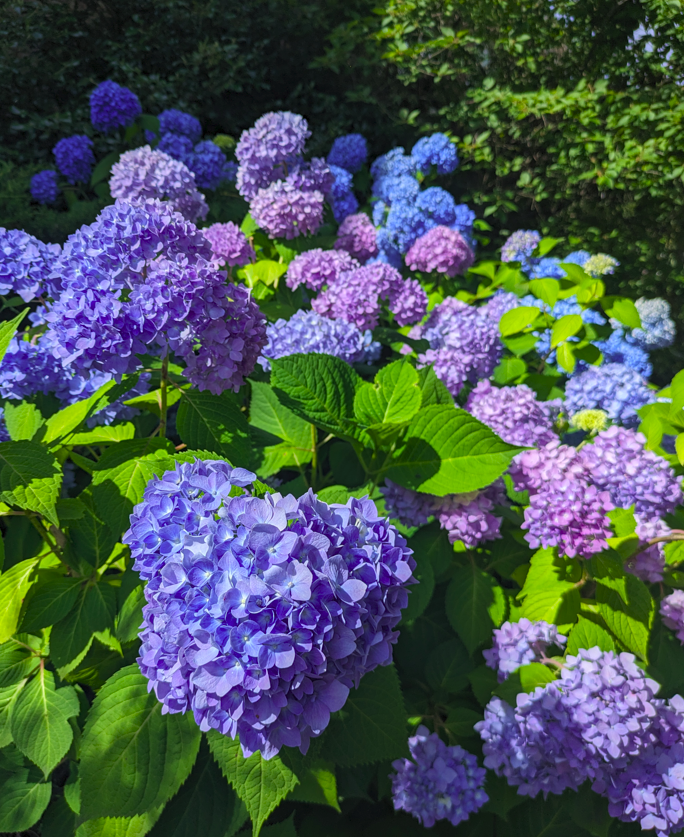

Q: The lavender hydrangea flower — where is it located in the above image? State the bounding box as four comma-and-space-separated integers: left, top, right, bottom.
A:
0, 228, 61, 302
30, 170, 59, 204
286, 249, 359, 292
501, 230, 541, 270
466, 381, 559, 448
334, 213, 378, 263
381, 480, 435, 529
124, 459, 416, 759
0, 334, 69, 400
661, 591, 684, 643
405, 226, 474, 276
203, 222, 255, 268
259, 310, 380, 371
158, 133, 194, 162
90, 80, 141, 132
391, 726, 487, 828
109, 146, 208, 223
435, 482, 506, 548
483, 619, 567, 682
53, 135, 95, 184
188, 140, 230, 189
411, 133, 458, 175
158, 109, 202, 143
287, 158, 334, 196
327, 134, 368, 173
625, 517, 671, 584
564, 363, 656, 428
236, 112, 310, 199
510, 441, 589, 493
632, 298, 676, 350
250, 181, 324, 240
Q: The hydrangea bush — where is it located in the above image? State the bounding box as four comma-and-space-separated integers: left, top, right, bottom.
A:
3, 91, 684, 837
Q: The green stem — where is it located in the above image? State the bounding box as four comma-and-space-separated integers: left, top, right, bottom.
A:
159, 351, 169, 439
27, 514, 64, 563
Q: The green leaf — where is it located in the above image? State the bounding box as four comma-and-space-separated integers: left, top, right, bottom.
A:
270, 353, 360, 435
249, 381, 314, 477
67, 424, 136, 446
354, 360, 421, 427
20, 572, 82, 632
677, 433, 684, 466
80, 665, 201, 820
603, 297, 641, 329
260, 814, 297, 837
509, 794, 577, 837
0, 758, 52, 832
208, 731, 297, 837
445, 564, 506, 653
566, 616, 616, 655
115, 585, 146, 645
0, 558, 39, 644
0, 441, 62, 526
669, 370, 684, 418
9, 668, 79, 775
319, 664, 408, 767
555, 341, 576, 373
425, 638, 473, 693
401, 544, 434, 622
468, 665, 499, 706
569, 783, 613, 837
416, 365, 453, 407
176, 390, 253, 466
4, 403, 44, 442
241, 260, 288, 288
76, 809, 165, 837
529, 278, 559, 308
147, 739, 246, 837
285, 757, 339, 812
518, 548, 581, 628
493, 356, 526, 384
90, 151, 121, 187
407, 522, 453, 577
499, 306, 542, 337
386, 405, 522, 496
64, 490, 118, 571
597, 573, 654, 660
0, 311, 28, 365
50, 582, 116, 670
0, 634, 41, 688
550, 314, 583, 348
536, 237, 563, 257
665, 540, 684, 566
444, 706, 483, 738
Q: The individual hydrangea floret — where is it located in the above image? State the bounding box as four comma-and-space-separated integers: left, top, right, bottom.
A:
466, 381, 559, 448
411, 133, 458, 175
661, 591, 684, 644
391, 726, 487, 828
632, 298, 676, 350
250, 181, 324, 240
0, 228, 61, 302
259, 310, 380, 371
188, 140, 230, 189
90, 80, 142, 132
236, 112, 310, 199
564, 363, 655, 428
124, 459, 416, 759
483, 619, 567, 682
327, 133, 368, 173
501, 230, 541, 270
333, 213, 378, 264
158, 109, 202, 143
158, 133, 194, 162
30, 170, 60, 204
584, 253, 619, 277
405, 226, 474, 276
203, 222, 255, 267
286, 249, 359, 292
53, 135, 95, 184
624, 516, 671, 584
109, 146, 208, 223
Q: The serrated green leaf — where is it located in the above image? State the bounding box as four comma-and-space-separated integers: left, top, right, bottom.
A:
0, 558, 39, 644
319, 664, 407, 767
50, 582, 116, 670
0, 441, 61, 525
64, 490, 118, 571
386, 405, 522, 496
208, 731, 298, 837
550, 314, 583, 348
445, 564, 506, 653
249, 381, 314, 477
9, 668, 78, 775
425, 638, 473, 693
0, 634, 41, 688
566, 616, 616, 655
285, 757, 339, 812
597, 573, 654, 660
604, 297, 641, 329
665, 540, 684, 566
499, 306, 542, 336
354, 360, 421, 427
444, 706, 483, 738
20, 572, 82, 632
68, 424, 136, 446
416, 365, 453, 407
529, 278, 559, 308
493, 356, 526, 384
4, 402, 44, 442
0, 764, 52, 832
242, 260, 288, 288
76, 809, 164, 837
518, 548, 582, 628
0, 311, 28, 365
80, 665, 201, 820
407, 522, 453, 577
176, 390, 254, 466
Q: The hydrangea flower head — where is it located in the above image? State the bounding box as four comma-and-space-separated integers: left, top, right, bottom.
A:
632, 298, 676, 350
287, 158, 334, 196
188, 140, 230, 189
90, 80, 142, 132
391, 726, 487, 828
405, 226, 474, 276
158, 109, 202, 143
109, 146, 208, 223
564, 363, 655, 428
625, 516, 671, 583
327, 134, 368, 173
330, 191, 359, 223
30, 170, 60, 204
250, 182, 324, 240
595, 330, 652, 378
661, 591, 684, 644
203, 222, 255, 268
286, 249, 359, 292
483, 619, 567, 681
158, 133, 193, 161
370, 147, 417, 180
411, 133, 458, 175
53, 135, 95, 184
124, 459, 416, 759
466, 381, 558, 447
0, 228, 61, 302
584, 253, 619, 277
562, 250, 591, 267
501, 230, 541, 269
570, 409, 608, 433
236, 112, 310, 199
529, 257, 565, 280
334, 213, 378, 263
510, 440, 589, 493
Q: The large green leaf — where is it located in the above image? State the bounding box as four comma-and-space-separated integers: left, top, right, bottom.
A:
416, 365, 454, 407
64, 490, 119, 571
176, 389, 254, 466
50, 581, 116, 670
9, 668, 79, 775
597, 573, 654, 660
0, 558, 39, 644
270, 353, 360, 435
319, 664, 408, 766
0, 634, 41, 688
0, 754, 52, 832
425, 638, 473, 694
354, 360, 421, 427
80, 665, 201, 820
566, 616, 616, 656
0, 441, 62, 526
407, 521, 453, 577
385, 405, 522, 496
445, 564, 507, 654
20, 572, 82, 632
250, 381, 314, 477
0, 311, 28, 366
4, 402, 45, 442
208, 731, 298, 837
76, 809, 164, 837
518, 548, 582, 629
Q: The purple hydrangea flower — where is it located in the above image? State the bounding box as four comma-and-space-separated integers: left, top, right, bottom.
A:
109, 146, 208, 223
124, 459, 416, 759
188, 141, 230, 189
30, 170, 60, 204
510, 441, 589, 493
411, 133, 458, 175
90, 80, 141, 132
222, 161, 238, 183
391, 726, 487, 828
501, 230, 541, 271
334, 213, 378, 263
661, 591, 684, 644
250, 181, 324, 240
466, 381, 559, 448
203, 222, 255, 268
483, 619, 567, 682
327, 134, 368, 174
405, 226, 474, 276
381, 480, 435, 529
0, 228, 61, 302
158, 133, 194, 162
236, 112, 310, 199
330, 191, 359, 223
0, 334, 68, 400
158, 109, 202, 143
564, 363, 656, 428
53, 135, 95, 184
258, 310, 380, 371
286, 249, 359, 292
287, 158, 334, 196
624, 516, 671, 584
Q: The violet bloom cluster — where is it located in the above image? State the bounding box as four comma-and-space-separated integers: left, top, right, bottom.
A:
391, 726, 487, 828
0, 228, 61, 302
30, 170, 60, 205
286, 249, 358, 293
203, 222, 255, 268
334, 213, 378, 263
258, 310, 380, 371
187, 140, 230, 190
53, 135, 95, 184
466, 381, 559, 448
625, 517, 672, 584
411, 133, 458, 175
483, 619, 567, 682
109, 146, 208, 223
404, 226, 474, 276
124, 458, 416, 759
661, 591, 684, 644
250, 181, 324, 240
44, 199, 266, 394
327, 134, 368, 174
501, 230, 541, 271
90, 80, 141, 132
158, 109, 203, 143
564, 363, 656, 428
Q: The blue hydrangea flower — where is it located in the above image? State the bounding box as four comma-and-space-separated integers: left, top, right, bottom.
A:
0, 228, 61, 302
90, 80, 141, 133
501, 230, 541, 271
372, 175, 420, 205
411, 133, 458, 175
30, 170, 60, 204
158, 133, 194, 162
595, 329, 652, 377
564, 362, 656, 427
158, 109, 202, 143
187, 140, 229, 190
327, 133, 368, 173
632, 298, 676, 350
53, 135, 95, 184
370, 148, 417, 180
529, 256, 565, 280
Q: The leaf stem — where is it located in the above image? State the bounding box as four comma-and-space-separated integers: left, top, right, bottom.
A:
27, 514, 64, 563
